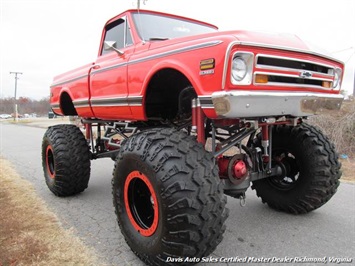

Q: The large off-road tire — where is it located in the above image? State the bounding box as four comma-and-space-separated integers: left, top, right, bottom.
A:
252, 123, 341, 214
112, 128, 228, 265
42, 124, 91, 196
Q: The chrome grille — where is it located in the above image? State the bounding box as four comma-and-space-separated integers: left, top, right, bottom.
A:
254, 54, 335, 89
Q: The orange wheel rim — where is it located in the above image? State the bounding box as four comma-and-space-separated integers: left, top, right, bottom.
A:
124, 170, 159, 237
46, 145, 55, 179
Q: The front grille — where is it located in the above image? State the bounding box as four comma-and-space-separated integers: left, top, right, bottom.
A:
255, 54, 335, 89
267, 75, 323, 86
257, 56, 331, 74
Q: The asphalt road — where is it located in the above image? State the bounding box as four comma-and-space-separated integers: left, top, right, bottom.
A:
1, 122, 354, 266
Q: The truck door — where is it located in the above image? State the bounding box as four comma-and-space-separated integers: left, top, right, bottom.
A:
89, 16, 134, 119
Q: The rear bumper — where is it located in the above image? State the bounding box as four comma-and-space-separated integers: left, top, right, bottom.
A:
207, 91, 343, 118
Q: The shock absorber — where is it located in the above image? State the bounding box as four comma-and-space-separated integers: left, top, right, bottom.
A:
196, 98, 205, 144
261, 124, 273, 172
261, 125, 269, 163
191, 98, 197, 133
85, 123, 91, 140
191, 98, 205, 145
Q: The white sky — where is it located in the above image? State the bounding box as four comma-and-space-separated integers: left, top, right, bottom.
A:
1, 0, 354, 99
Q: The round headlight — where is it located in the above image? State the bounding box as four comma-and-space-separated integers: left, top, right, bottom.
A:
232, 57, 247, 81
333, 69, 341, 88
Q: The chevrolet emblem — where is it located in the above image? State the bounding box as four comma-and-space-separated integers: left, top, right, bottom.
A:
299, 71, 313, 78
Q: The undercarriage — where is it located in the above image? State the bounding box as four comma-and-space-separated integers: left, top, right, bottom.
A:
42, 98, 341, 265
80, 103, 304, 202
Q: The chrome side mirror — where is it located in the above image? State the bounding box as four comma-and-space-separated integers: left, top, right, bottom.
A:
104, 41, 124, 55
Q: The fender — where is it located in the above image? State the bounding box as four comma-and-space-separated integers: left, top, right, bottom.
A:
50, 86, 74, 115
139, 59, 203, 98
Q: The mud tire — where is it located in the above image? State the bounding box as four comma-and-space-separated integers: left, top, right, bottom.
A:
42, 124, 91, 196
252, 123, 341, 214
112, 128, 228, 265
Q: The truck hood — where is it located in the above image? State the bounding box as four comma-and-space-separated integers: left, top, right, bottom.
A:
149, 30, 340, 63
229, 30, 335, 59
231, 30, 309, 50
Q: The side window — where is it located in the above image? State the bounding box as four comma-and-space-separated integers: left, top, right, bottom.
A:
101, 17, 133, 55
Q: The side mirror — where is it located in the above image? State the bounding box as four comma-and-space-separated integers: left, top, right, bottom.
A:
104, 41, 124, 55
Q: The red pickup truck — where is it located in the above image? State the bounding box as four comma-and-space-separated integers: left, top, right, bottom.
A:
42, 9, 343, 265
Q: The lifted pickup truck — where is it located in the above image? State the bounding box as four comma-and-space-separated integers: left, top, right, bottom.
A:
42, 9, 343, 265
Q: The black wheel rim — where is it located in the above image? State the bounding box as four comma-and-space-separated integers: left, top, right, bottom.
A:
269, 149, 300, 190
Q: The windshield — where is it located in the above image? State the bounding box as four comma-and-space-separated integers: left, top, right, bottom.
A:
132, 13, 217, 41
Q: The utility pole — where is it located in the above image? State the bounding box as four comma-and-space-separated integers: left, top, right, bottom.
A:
136, 0, 147, 9
10, 71, 23, 122
353, 69, 355, 96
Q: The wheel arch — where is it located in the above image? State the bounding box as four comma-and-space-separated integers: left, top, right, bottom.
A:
59, 90, 78, 116
142, 61, 202, 120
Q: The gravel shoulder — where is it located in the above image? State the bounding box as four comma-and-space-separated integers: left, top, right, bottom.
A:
0, 157, 102, 266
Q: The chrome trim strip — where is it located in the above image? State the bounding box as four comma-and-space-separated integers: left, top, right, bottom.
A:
212, 90, 344, 101
91, 103, 128, 107
255, 65, 334, 78
73, 99, 90, 105
254, 82, 332, 90
51, 104, 60, 109
253, 71, 333, 90
199, 97, 213, 105
129, 40, 223, 65
50, 74, 88, 88
73, 99, 91, 108
74, 104, 91, 108
91, 62, 127, 75
127, 96, 144, 106
90, 96, 143, 107
198, 95, 213, 100
255, 54, 335, 70
92, 40, 223, 75
198, 96, 214, 108
90, 97, 127, 104
56, 96, 143, 109
254, 71, 333, 82
222, 41, 239, 89
237, 41, 343, 64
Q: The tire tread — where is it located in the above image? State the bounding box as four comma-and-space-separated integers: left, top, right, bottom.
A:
42, 124, 90, 196
112, 128, 228, 265
252, 123, 341, 214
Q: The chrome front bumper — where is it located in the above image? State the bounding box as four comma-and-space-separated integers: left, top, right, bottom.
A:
209, 91, 344, 118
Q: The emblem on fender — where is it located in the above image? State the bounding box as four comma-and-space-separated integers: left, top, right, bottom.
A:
299, 71, 313, 78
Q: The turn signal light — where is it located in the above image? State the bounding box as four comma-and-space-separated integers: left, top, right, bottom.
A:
200, 58, 215, 70
322, 81, 332, 88
255, 74, 268, 83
